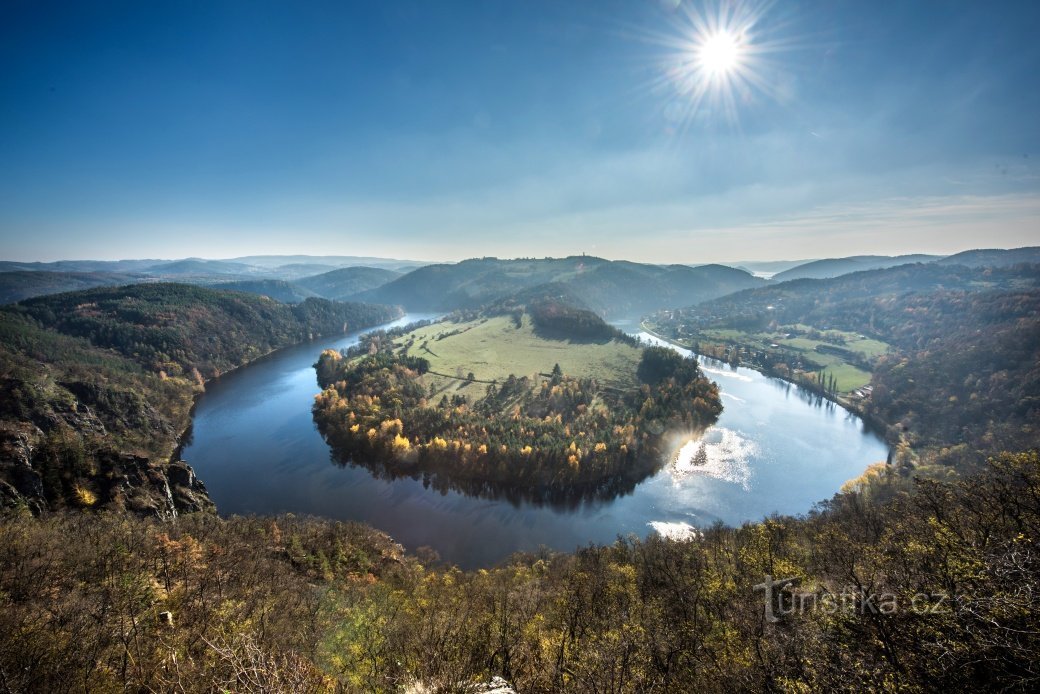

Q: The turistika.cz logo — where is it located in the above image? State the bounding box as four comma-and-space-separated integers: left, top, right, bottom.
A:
753, 574, 950, 623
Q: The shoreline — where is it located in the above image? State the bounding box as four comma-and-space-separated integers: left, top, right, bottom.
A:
168, 308, 407, 473
637, 321, 896, 449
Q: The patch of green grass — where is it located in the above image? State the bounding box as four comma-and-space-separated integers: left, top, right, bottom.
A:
394, 315, 642, 390
673, 322, 886, 394
778, 337, 824, 352
701, 328, 749, 342
844, 336, 889, 358
816, 362, 872, 392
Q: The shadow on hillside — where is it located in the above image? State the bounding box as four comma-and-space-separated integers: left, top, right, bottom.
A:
530, 323, 618, 345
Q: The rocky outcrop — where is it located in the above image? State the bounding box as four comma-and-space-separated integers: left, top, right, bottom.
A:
0, 422, 213, 518
166, 459, 215, 514
104, 453, 214, 518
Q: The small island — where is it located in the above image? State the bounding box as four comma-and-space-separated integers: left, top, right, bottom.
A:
312, 300, 723, 496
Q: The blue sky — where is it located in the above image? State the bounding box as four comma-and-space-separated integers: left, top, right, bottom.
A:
1, 0, 1037, 263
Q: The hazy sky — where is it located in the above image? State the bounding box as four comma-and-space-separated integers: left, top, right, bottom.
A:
1, 0, 1038, 263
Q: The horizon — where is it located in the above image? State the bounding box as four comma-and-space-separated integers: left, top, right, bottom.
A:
2, 1, 1038, 262
0, 245, 1032, 269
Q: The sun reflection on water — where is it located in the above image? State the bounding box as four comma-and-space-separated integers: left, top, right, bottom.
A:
669, 427, 757, 491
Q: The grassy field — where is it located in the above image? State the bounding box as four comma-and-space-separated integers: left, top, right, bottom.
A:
394, 314, 642, 392
658, 323, 886, 393
786, 324, 889, 359
807, 360, 872, 392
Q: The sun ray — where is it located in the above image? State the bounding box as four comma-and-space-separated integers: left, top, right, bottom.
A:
614, 0, 804, 137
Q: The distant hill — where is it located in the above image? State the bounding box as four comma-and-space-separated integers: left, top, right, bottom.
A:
773, 254, 941, 281
143, 259, 261, 277
296, 266, 402, 300
0, 259, 163, 273
662, 262, 1040, 330
203, 279, 319, 303
727, 259, 818, 276
560, 262, 766, 318
937, 246, 1040, 267
228, 254, 428, 271
355, 257, 607, 311
267, 263, 341, 279
0, 258, 408, 302
0, 271, 144, 304
357, 256, 765, 319
768, 248, 1040, 282
0, 255, 428, 278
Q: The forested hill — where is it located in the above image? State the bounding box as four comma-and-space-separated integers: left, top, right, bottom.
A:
651, 263, 1040, 470
861, 290, 1040, 459
937, 246, 1040, 267
772, 253, 941, 281
11, 283, 402, 378
355, 256, 765, 318
0, 283, 402, 516
201, 279, 321, 304
666, 262, 1040, 330
295, 265, 402, 300
0, 270, 145, 304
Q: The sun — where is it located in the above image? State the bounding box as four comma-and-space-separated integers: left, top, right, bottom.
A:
697, 30, 743, 77
640, 0, 792, 129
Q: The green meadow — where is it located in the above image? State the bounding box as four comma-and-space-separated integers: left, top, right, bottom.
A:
394, 314, 642, 391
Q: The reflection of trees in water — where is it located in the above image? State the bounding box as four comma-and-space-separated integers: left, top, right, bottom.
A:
326, 446, 665, 511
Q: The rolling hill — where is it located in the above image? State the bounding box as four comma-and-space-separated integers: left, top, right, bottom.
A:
143, 259, 262, 277
937, 246, 1040, 267
661, 262, 1040, 329
295, 266, 402, 300
228, 254, 428, 271
772, 254, 941, 281
356, 256, 765, 318
202, 279, 320, 303
0, 259, 164, 273
0, 271, 144, 304
264, 263, 341, 279
766, 247, 1040, 282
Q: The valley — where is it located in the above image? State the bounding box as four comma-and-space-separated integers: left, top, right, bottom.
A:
5, 0, 1039, 686
0, 253, 1037, 691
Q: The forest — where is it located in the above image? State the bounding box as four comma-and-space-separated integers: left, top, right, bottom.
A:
1, 451, 1036, 691
0, 284, 402, 515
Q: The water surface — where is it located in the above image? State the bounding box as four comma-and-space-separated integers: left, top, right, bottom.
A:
181, 316, 889, 568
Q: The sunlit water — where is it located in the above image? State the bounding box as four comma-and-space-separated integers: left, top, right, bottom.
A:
180, 315, 889, 568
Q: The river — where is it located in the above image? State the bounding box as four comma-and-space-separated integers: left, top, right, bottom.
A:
180, 314, 889, 568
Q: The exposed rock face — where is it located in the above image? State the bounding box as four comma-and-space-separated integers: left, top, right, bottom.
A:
166, 460, 215, 514
0, 422, 213, 517
59, 380, 175, 438
105, 453, 215, 518
0, 423, 47, 516
0, 370, 213, 518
